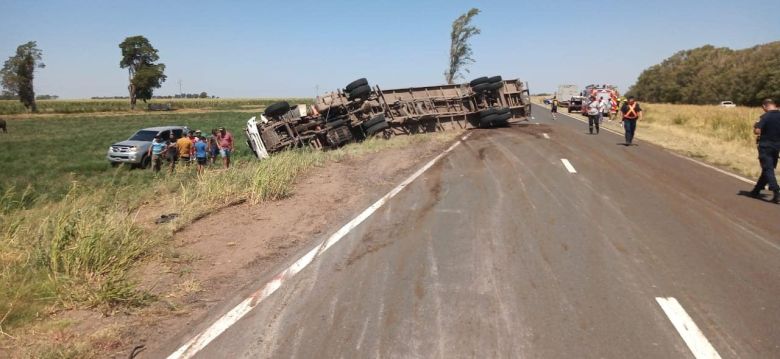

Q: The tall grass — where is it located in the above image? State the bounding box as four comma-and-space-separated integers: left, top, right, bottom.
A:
0, 98, 313, 115
0, 129, 459, 333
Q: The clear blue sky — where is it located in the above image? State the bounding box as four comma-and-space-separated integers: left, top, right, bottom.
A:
1, 0, 778, 99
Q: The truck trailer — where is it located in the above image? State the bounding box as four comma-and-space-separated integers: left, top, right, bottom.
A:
246, 76, 531, 159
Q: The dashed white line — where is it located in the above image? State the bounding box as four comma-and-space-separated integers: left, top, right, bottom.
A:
656, 297, 722, 359
167, 133, 472, 359
542, 133, 550, 139
561, 159, 577, 173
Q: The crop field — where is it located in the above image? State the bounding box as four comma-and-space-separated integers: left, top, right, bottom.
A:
0, 98, 314, 115
0, 106, 457, 348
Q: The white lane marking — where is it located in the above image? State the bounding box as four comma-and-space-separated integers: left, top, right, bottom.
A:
668, 152, 755, 185
167, 132, 472, 359
536, 104, 756, 185
656, 297, 722, 359
561, 159, 577, 173
542, 133, 550, 139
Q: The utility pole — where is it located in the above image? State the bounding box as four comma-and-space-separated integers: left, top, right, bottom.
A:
178, 79, 183, 96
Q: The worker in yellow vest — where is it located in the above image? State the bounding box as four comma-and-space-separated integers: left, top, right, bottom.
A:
620, 96, 643, 145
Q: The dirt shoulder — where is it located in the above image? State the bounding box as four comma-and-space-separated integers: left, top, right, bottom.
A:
3, 131, 462, 358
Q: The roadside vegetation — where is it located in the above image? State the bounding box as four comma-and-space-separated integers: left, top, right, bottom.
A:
0, 109, 458, 356
0, 98, 313, 115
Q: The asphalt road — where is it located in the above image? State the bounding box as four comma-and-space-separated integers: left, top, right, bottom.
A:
168, 104, 780, 358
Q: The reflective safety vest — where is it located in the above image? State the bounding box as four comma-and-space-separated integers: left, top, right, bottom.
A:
623, 103, 639, 119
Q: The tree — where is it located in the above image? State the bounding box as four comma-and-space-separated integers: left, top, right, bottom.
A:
199, 91, 208, 98
119, 36, 167, 109
444, 8, 481, 84
1, 41, 45, 112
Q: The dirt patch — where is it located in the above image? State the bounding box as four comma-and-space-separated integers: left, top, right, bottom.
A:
45, 131, 462, 358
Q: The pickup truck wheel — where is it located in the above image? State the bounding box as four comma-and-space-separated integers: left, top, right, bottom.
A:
348, 85, 371, 101
345, 78, 368, 92
264, 101, 290, 117
365, 121, 390, 135
469, 76, 489, 87
568, 108, 573, 113
362, 113, 386, 129
487, 75, 502, 83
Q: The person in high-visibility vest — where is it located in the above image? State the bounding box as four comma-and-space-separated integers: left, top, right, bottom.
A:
620, 96, 643, 145
551, 96, 559, 120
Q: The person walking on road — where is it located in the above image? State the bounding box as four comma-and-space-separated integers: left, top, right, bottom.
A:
586, 96, 601, 134
216, 126, 234, 169
148, 134, 166, 172
550, 97, 558, 120
620, 96, 643, 145
749, 99, 780, 203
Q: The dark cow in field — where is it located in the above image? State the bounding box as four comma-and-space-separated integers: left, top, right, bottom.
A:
0, 118, 6, 133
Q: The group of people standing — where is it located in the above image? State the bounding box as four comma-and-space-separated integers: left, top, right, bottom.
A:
148, 127, 234, 174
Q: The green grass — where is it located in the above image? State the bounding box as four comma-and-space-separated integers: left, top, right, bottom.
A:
0, 109, 460, 337
0, 98, 313, 115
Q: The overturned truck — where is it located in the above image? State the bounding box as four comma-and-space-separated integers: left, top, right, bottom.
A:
246, 76, 531, 159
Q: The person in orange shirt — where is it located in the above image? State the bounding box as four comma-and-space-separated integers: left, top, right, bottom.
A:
176, 132, 194, 164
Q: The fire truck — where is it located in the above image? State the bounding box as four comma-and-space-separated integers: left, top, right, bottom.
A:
580, 84, 620, 116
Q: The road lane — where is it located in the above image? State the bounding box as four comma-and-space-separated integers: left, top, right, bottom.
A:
167, 104, 779, 358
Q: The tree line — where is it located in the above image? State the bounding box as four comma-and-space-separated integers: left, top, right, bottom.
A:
627, 41, 780, 106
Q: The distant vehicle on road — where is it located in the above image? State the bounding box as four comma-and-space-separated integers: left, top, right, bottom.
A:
720, 101, 736, 108
543, 98, 553, 105
567, 96, 585, 113
556, 84, 579, 106
107, 126, 185, 168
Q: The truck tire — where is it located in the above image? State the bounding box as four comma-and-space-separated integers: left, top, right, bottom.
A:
345, 78, 368, 92
487, 75, 502, 83
484, 82, 503, 92
480, 112, 511, 127
362, 113, 386, 129
264, 101, 290, 117
469, 76, 489, 87
348, 85, 371, 100
478, 108, 498, 118
496, 107, 511, 115
568, 107, 573, 113
365, 121, 390, 135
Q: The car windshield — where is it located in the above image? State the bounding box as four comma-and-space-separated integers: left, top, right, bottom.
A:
128, 130, 158, 141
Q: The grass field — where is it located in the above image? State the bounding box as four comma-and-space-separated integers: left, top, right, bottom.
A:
0, 107, 459, 349
0, 98, 313, 115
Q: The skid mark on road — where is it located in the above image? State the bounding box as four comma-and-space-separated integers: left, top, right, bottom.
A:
166, 134, 472, 359
656, 297, 722, 359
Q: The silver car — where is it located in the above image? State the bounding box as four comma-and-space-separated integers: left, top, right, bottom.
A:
107, 126, 186, 167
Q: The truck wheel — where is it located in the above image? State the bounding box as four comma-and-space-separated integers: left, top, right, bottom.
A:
362, 113, 386, 129
568, 108, 572, 113
478, 107, 498, 118
496, 107, 511, 115
264, 101, 290, 117
469, 76, 489, 87
484, 82, 503, 92
494, 112, 512, 122
365, 121, 390, 135
348, 85, 371, 100
472, 83, 491, 93
345, 78, 368, 92
487, 75, 502, 83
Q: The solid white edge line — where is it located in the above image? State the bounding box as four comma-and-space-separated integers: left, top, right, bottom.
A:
166, 132, 470, 359
561, 158, 577, 173
535, 104, 756, 185
655, 297, 722, 359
